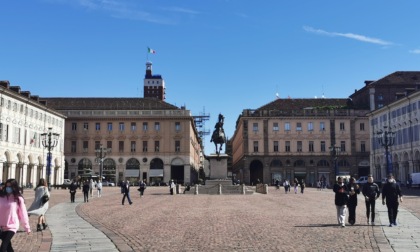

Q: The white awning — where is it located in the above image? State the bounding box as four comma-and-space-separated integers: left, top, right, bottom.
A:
149, 169, 164, 177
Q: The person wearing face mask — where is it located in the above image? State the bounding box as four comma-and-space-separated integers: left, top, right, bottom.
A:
0, 179, 31, 251
333, 176, 348, 227
382, 173, 403, 227
362, 174, 380, 225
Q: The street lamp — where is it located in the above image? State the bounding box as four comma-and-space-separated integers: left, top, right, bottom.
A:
41, 127, 60, 190
329, 144, 341, 178
95, 144, 110, 180
376, 126, 395, 175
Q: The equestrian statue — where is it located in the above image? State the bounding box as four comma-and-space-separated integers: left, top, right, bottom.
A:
210, 113, 226, 155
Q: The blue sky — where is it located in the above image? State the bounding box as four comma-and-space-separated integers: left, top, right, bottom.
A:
1, 0, 420, 154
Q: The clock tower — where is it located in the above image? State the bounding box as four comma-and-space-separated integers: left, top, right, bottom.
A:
143, 61, 166, 101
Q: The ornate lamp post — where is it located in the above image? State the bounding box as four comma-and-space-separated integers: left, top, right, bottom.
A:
41, 127, 60, 189
95, 144, 110, 180
376, 126, 395, 175
330, 144, 341, 178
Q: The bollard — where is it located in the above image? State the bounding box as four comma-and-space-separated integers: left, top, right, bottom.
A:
264, 184, 268, 194
242, 184, 246, 194
195, 184, 199, 195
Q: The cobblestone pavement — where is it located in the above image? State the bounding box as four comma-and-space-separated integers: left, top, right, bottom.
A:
8, 186, 420, 251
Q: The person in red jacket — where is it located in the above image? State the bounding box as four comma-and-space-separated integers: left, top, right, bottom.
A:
0, 179, 31, 251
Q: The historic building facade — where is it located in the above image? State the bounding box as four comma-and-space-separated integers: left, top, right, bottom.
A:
42, 97, 202, 185
0, 81, 66, 187
369, 90, 420, 182
230, 98, 370, 186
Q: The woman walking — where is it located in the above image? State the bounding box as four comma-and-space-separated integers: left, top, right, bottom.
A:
0, 179, 31, 251
28, 178, 50, 231
346, 177, 360, 225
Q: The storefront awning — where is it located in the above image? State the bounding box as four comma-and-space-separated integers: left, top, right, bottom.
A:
149, 169, 164, 177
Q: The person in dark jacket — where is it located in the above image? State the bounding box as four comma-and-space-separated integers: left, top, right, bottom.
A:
82, 180, 90, 203
121, 180, 133, 205
382, 173, 403, 227
69, 181, 78, 203
346, 177, 360, 225
362, 174, 380, 225
333, 177, 348, 227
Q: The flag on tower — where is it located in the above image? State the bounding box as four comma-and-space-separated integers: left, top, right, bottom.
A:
148, 47, 156, 54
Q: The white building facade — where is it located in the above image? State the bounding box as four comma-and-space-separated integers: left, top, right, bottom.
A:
0, 81, 66, 187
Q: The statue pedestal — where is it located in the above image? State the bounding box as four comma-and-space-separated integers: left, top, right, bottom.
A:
208, 154, 229, 180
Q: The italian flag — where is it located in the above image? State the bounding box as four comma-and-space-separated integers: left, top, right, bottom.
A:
148, 47, 156, 54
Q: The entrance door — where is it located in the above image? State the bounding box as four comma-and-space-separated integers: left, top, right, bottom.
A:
249, 160, 263, 185
171, 165, 184, 184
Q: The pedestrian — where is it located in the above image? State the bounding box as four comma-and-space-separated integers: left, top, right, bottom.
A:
121, 180, 133, 205
362, 174, 380, 225
346, 177, 360, 225
283, 180, 289, 194
96, 179, 103, 197
27, 178, 50, 232
407, 176, 413, 189
169, 180, 176, 195
69, 180, 77, 202
275, 179, 280, 190
138, 179, 146, 197
333, 176, 348, 228
382, 173, 403, 227
89, 179, 95, 197
317, 180, 321, 191
82, 180, 90, 202
294, 178, 299, 194
0, 178, 31, 251
300, 179, 305, 194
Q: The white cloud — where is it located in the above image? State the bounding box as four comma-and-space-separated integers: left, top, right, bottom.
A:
409, 49, 420, 54
303, 26, 393, 46
162, 7, 200, 15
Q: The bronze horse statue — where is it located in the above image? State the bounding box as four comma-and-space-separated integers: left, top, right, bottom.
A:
210, 114, 226, 155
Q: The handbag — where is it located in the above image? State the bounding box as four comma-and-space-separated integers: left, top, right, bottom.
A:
41, 194, 49, 204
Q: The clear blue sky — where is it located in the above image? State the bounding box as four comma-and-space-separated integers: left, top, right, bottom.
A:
1, 0, 420, 154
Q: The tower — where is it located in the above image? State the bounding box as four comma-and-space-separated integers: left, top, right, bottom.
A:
143, 61, 166, 101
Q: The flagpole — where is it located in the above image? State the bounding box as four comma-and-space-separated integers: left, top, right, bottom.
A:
146, 47, 149, 61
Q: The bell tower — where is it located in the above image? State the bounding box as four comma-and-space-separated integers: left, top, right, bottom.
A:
143, 61, 165, 101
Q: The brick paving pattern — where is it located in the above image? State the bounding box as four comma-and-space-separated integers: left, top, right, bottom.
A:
7, 186, 420, 251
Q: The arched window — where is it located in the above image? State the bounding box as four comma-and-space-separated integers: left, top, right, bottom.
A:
126, 158, 140, 170
294, 160, 305, 167
150, 158, 164, 169
338, 160, 350, 167
317, 160, 330, 167
78, 158, 92, 175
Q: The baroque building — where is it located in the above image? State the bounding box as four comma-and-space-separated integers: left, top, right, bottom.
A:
0, 81, 66, 187
230, 98, 370, 186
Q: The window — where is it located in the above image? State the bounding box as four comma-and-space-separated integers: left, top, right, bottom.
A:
71, 141, 77, 153
360, 123, 365, 131
377, 94, 383, 101
95, 123, 100, 131
131, 141, 136, 152
253, 141, 259, 152
307, 122, 314, 131
154, 122, 160, 131
83, 122, 88, 130
296, 122, 302, 131
119, 141, 124, 153
297, 141, 302, 152
175, 122, 181, 131
309, 141, 314, 152
285, 141, 290, 152
273, 122, 279, 132
361, 141, 366, 153
340, 141, 346, 152
131, 122, 136, 131
155, 141, 160, 152
107, 141, 112, 150
119, 122, 125, 131
340, 122, 345, 131
175, 140, 180, 152
107, 123, 112, 131
71, 123, 77, 131
83, 141, 88, 152
321, 141, 326, 152
272, 141, 278, 152
0, 123, 3, 141
143, 141, 148, 152
143, 122, 148, 131
320, 122, 325, 131
253, 123, 258, 132
14, 127, 21, 144
95, 141, 100, 150
285, 122, 291, 131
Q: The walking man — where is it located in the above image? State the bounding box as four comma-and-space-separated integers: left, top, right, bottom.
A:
362, 174, 380, 225
121, 180, 133, 205
382, 173, 403, 227
333, 176, 348, 228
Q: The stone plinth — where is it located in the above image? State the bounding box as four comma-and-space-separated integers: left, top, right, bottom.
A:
208, 153, 229, 180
